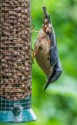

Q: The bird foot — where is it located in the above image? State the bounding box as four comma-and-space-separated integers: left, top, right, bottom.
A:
32, 49, 35, 64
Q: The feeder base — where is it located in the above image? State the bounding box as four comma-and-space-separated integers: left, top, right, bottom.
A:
0, 108, 37, 123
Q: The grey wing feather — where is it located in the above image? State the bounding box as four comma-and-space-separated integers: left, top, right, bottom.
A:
49, 27, 58, 66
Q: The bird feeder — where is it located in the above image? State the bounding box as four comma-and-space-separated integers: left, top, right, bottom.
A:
0, 0, 37, 122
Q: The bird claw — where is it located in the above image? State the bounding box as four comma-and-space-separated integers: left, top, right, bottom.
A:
31, 24, 39, 33
32, 49, 35, 64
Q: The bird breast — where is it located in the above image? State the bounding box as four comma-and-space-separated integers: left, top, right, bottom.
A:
35, 29, 53, 75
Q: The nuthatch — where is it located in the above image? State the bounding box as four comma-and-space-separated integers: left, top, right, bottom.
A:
34, 6, 62, 91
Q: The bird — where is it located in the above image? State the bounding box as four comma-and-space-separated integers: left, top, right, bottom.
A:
34, 6, 62, 91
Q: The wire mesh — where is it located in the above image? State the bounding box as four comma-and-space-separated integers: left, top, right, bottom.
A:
0, 0, 32, 110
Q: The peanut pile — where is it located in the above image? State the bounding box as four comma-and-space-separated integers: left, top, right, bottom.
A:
0, 0, 32, 100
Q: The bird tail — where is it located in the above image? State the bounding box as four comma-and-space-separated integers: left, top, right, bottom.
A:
42, 6, 51, 24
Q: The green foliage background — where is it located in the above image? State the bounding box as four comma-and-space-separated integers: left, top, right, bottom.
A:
1, 0, 77, 125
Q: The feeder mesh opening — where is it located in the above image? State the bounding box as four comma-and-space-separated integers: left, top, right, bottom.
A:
0, 0, 32, 104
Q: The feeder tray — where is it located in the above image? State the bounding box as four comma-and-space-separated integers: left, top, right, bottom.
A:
0, 0, 37, 122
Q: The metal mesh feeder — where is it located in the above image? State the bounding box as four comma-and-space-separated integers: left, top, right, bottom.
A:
0, 0, 37, 122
